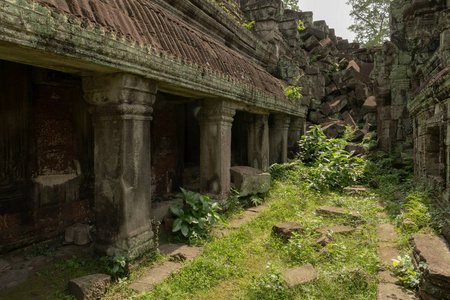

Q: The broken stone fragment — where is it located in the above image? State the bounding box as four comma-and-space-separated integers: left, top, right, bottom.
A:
272, 221, 305, 239
281, 263, 319, 288
346, 60, 361, 73
321, 95, 348, 115
343, 185, 371, 195
341, 111, 357, 127
68, 274, 111, 300
230, 166, 271, 197
313, 234, 335, 247
65, 224, 91, 246
316, 206, 360, 220
362, 96, 377, 114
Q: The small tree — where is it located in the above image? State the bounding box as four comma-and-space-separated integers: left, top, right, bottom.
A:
347, 0, 391, 47
284, 0, 300, 11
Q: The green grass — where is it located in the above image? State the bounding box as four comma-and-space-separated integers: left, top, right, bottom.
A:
126, 181, 381, 300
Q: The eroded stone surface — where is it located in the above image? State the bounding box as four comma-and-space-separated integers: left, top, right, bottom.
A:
272, 222, 306, 239
378, 242, 400, 266
377, 283, 417, 300
68, 274, 111, 300
129, 262, 181, 293
376, 223, 397, 242
281, 264, 319, 288
230, 166, 271, 197
0, 259, 11, 276
158, 244, 202, 262
343, 185, 371, 195
316, 206, 360, 220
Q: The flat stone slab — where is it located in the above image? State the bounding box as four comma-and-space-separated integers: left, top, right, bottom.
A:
281, 264, 319, 288
377, 283, 417, 299
378, 270, 399, 284
376, 223, 397, 242
247, 204, 269, 213
230, 166, 271, 197
129, 261, 181, 293
343, 185, 371, 194
314, 225, 356, 235
316, 206, 360, 220
158, 244, 202, 261
68, 273, 111, 300
228, 210, 259, 228
313, 234, 335, 247
272, 222, 306, 239
411, 233, 450, 281
378, 242, 400, 266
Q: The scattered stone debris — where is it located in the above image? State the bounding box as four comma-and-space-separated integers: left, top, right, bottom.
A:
230, 166, 271, 197
281, 264, 319, 288
316, 206, 360, 220
410, 234, 450, 300
68, 274, 111, 300
272, 222, 306, 239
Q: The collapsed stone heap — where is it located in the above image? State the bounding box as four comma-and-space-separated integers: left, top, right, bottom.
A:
239, 0, 381, 141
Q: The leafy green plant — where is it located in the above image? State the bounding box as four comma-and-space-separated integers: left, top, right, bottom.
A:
283, 85, 303, 103
170, 188, 224, 239
326, 62, 340, 77
100, 255, 128, 279
392, 254, 427, 288
297, 20, 305, 31
54, 255, 86, 271
243, 20, 255, 29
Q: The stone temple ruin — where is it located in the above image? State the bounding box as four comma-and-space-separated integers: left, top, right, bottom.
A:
0, 0, 449, 272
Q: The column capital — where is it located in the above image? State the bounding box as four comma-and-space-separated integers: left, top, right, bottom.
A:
272, 114, 291, 128
83, 73, 157, 117
289, 116, 305, 130
199, 99, 236, 124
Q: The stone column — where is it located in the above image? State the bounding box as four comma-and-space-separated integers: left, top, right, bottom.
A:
199, 99, 235, 200
82, 73, 156, 260
247, 114, 269, 171
269, 114, 291, 164
288, 117, 306, 150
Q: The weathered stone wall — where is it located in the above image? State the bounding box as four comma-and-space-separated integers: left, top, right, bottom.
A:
0, 61, 94, 253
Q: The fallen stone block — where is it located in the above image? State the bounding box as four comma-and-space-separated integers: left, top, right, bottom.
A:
320, 121, 346, 138
281, 264, 319, 288
314, 225, 356, 235
230, 166, 271, 197
69, 274, 111, 300
362, 96, 377, 114
344, 144, 367, 156
272, 221, 305, 239
321, 95, 348, 115
346, 60, 361, 73
316, 206, 360, 220
304, 35, 320, 51
377, 283, 417, 300
411, 233, 450, 300
313, 234, 335, 247
341, 111, 357, 127
343, 185, 371, 195
65, 224, 91, 246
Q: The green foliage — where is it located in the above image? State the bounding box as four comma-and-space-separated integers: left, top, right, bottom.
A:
248, 263, 290, 299
54, 255, 86, 271
326, 63, 340, 77
23, 243, 59, 259
283, 85, 303, 103
170, 188, 224, 239
392, 254, 428, 288
347, 0, 390, 47
284, 0, 300, 11
297, 20, 305, 31
100, 255, 129, 279
243, 21, 255, 29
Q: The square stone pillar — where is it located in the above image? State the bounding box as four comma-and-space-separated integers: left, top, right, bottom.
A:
269, 114, 291, 164
288, 117, 306, 150
247, 114, 270, 171
199, 99, 236, 200
83, 73, 156, 260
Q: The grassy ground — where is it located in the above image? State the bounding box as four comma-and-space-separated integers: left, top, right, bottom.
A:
117, 181, 383, 300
